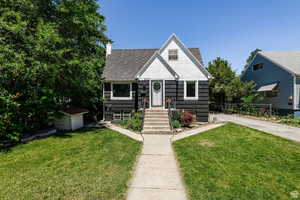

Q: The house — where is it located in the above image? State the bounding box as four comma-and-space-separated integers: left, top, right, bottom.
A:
241, 51, 300, 117
102, 34, 212, 123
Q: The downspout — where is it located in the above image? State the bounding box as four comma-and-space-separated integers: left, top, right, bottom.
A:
294, 75, 297, 110
102, 82, 105, 121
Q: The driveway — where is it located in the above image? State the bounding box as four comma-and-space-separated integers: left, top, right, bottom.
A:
212, 113, 300, 142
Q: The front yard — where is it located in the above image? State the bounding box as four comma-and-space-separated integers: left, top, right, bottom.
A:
0, 128, 141, 200
173, 123, 300, 200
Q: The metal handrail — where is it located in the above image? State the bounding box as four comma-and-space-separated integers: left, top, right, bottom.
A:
167, 99, 174, 137
140, 98, 147, 142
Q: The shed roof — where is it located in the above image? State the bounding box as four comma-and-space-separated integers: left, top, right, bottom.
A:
257, 82, 278, 92
63, 106, 89, 115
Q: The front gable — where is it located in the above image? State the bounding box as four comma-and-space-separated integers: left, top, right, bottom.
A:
137, 52, 178, 80
159, 34, 211, 80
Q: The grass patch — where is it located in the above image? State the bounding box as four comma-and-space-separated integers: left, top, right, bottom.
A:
0, 128, 141, 200
173, 123, 300, 200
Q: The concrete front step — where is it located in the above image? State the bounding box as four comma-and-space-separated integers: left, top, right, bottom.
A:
142, 130, 172, 134
142, 108, 171, 135
144, 122, 170, 126
144, 125, 170, 129
145, 108, 167, 111
145, 114, 168, 118
145, 111, 168, 114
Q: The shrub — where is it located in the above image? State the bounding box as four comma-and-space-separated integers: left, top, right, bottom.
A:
171, 120, 181, 128
180, 111, 195, 127
172, 111, 181, 121
0, 91, 22, 146
278, 114, 300, 127
118, 112, 143, 132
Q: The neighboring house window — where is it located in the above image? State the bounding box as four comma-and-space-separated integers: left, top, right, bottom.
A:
168, 49, 178, 61
253, 63, 263, 71
111, 83, 132, 100
184, 81, 198, 100
265, 91, 278, 98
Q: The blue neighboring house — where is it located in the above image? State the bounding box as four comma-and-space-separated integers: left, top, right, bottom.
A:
241, 51, 300, 118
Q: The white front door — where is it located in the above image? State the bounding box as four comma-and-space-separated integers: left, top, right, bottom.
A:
152, 80, 163, 107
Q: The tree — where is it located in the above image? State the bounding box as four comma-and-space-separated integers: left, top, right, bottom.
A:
0, 0, 109, 144
207, 57, 256, 105
207, 57, 235, 104
244, 48, 261, 68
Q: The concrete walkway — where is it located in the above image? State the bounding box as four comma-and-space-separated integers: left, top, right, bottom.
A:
172, 123, 225, 141
126, 134, 187, 200
212, 113, 300, 142
104, 123, 143, 142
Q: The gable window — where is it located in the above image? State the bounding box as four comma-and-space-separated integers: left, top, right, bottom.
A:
253, 63, 263, 71
168, 49, 178, 61
184, 81, 198, 100
111, 83, 132, 100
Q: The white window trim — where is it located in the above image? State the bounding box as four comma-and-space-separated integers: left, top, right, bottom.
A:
168, 49, 178, 61
111, 82, 132, 100
184, 80, 198, 100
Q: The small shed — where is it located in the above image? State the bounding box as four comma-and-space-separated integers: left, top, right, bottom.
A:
54, 106, 89, 131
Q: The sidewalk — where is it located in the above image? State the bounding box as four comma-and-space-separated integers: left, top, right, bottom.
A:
212, 113, 300, 142
126, 134, 187, 200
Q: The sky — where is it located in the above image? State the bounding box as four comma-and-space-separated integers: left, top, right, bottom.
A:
100, 0, 300, 74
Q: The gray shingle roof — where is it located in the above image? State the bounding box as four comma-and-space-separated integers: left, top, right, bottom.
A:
103, 48, 204, 81
259, 51, 300, 76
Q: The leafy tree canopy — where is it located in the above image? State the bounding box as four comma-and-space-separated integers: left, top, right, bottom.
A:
245, 48, 262, 68
0, 0, 109, 144
207, 57, 257, 104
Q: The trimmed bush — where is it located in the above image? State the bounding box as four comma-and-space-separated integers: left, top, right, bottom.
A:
171, 120, 181, 128
118, 112, 143, 132
180, 111, 195, 127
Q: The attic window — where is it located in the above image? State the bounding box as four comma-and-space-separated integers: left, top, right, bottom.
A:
253, 63, 263, 71
168, 49, 178, 61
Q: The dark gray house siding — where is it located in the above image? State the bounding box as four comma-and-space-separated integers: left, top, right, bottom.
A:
242, 54, 294, 112
165, 80, 209, 122
103, 80, 209, 122
103, 82, 138, 121
137, 80, 150, 109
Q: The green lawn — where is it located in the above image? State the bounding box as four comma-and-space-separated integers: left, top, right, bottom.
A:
173, 123, 300, 200
0, 128, 141, 200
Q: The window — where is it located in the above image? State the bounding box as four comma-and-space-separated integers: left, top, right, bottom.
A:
265, 91, 278, 98
253, 63, 263, 71
123, 112, 131, 120
184, 81, 198, 100
168, 49, 178, 61
113, 112, 122, 120
113, 111, 132, 121
111, 83, 132, 100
